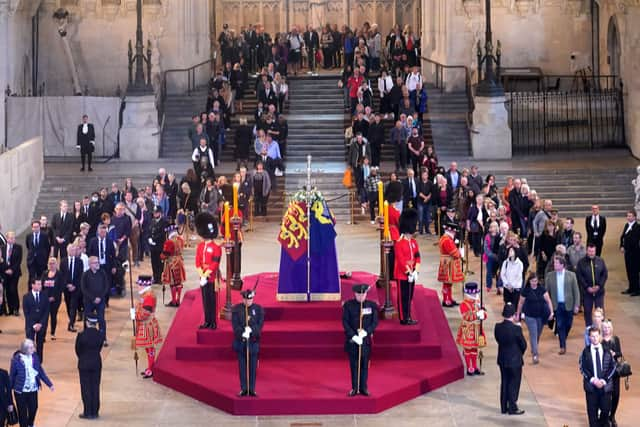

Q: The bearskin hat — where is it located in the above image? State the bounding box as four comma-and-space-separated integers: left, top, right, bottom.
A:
384, 181, 403, 203
399, 208, 419, 234
195, 212, 218, 239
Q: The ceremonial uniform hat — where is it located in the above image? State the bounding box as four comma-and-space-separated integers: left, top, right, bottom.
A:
464, 282, 480, 295
241, 290, 255, 299
399, 208, 419, 234
352, 284, 370, 294
137, 275, 153, 294
502, 303, 516, 318
443, 220, 460, 231
195, 212, 219, 239
85, 311, 99, 324
152, 205, 162, 214
165, 224, 178, 238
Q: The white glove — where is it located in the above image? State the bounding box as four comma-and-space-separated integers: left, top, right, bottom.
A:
76, 145, 80, 150
352, 335, 363, 346
130, 308, 136, 320
199, 277, 208, 287
477, 309, 486, 321
408, 270, 419, 283
358, 329, 367, 338
244, 326, 252, 335
459, 248, 465, 258
242, 331, 250, 339
148, 238, 155, 246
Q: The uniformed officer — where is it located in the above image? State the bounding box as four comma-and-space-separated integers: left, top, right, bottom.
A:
148, 206, 168, 284
232, 289, 264, 397
195, 212, 222, 329
343, 284, 379, 397
74, 311, 105, 420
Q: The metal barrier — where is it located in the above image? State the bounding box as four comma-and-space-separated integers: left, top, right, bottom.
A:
508, 84, 626, 153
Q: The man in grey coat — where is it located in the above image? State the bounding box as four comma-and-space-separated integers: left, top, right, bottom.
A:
545, 254, 580, 355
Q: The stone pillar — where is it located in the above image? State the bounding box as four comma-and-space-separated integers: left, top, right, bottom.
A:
471, 96, 512, 159
309, 0, 326, 30
0, 2, 9, 149
119, 95, 160, 161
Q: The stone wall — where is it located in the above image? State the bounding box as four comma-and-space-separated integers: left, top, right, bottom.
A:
0, 137, 44, 234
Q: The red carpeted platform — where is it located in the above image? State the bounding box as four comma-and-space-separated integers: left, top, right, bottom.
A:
153, 272, 464, 415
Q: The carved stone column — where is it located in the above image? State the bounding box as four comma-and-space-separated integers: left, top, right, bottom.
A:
309, 0, 327, 30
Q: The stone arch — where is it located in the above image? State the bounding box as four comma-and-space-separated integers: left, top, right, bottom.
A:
607, 15, 621, 79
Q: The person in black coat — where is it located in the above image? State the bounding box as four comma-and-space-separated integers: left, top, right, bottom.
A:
232, 290, 264, 397
620, 211, 640, 296
0, 367, 14, 426
367, 114, 385, 167
60, 244, 83, 332
402, 168, 419, 210
75, 312, 105, 419
25, 220, 51, 284
23, 279, 50, 362
234, 119, 254, 164
87, 224, 116, 301
76, 114, 95, 172
580, 326, 616, 427
41, 259, 65, 340
494, 303, 527, 415
585, 205, 607, 257
148, 206, 169, 284
1, 231, 22, 316
51, 200, 75, 259
343, 284, 379, 397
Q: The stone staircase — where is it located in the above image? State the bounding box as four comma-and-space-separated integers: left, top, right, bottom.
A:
427, 89, 472, 161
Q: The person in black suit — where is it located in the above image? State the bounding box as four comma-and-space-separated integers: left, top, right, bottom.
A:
23, 279, 50, 362
620, 210, 640, 296
87, 224, 116, 301
81, 257, 109, 346
60, 243, 83, 332
585, 205, 607, 257
303, 25, 319, 71
403, 168, 419, 210
258, 77, 277, 107
136, 198, 152, 263
87, 192, 103, 236
76, 114, 95, 172
148, 206, 169, 284
494, 302, 527, 415
51, 200, 75, 258
580, 326, 616, 427
25, 220, 51, 284
0, 367, 14, 426
75, 311, 105, 419
232, 289, 264, 397
1, 231, 22, 316
41, 258, 65, 340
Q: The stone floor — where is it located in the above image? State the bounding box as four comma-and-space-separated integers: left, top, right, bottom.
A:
2, 213, 640, 427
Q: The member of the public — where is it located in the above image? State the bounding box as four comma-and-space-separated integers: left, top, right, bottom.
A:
232, 289, 264, 397
342, 284, 379, 397
74, 311, 105, 419
195, 212, 222, 329
394, 209, 421, 325
620, 210, 640, 296
457, 282, 487, 376
1, 231, 22, 316
0, 365, 14, 426
546, 255, 581, 355
23, 279, 50, 362
579, 326, 616, 427
601, 319, 623, 427
576, 244, 608, 325
76, 114, 95, 172
60, 243, 83, 332
438, 221, 464, 307
132, 276, 163, 379
494, 303, 526, 415
161, 226, 186, 307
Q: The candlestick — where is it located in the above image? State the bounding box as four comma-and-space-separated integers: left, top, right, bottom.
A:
224, 202, 230, 240
232, 182, 239, 217
377, 181, 384, 217
383, 201, 389, 241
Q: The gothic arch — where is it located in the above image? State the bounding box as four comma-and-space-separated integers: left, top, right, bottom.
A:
607, 15, 621, 78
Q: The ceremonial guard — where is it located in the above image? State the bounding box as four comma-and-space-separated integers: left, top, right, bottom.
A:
232, 289, 264, 397
76, 115, 95, 172
387, 200, 401, 281
131, 275, 162, 379
438, 221, 464, 307
343, 284, 379, 397
456, 282, 487, 376
394, 209, 421, 325
161, 226, 186, 307
195, 212, 222, 329
75, 311, 105, 419
148, 206, 169, 284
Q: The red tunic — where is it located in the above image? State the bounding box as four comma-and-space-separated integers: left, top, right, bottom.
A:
388, 204, 401, 241
161, 239, 186, 286
394, 235, 421, 280
135, 293, 162, 348
437, 234, 464, 283
195, 240, 222, 287
456, 297, 487, 348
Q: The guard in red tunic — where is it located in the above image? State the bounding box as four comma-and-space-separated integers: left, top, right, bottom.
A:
438, 221, 464, 307
456, 282, 487, 376
132, 275, 163, 379
161, 226, 186, 307
195, 212, 222, 330
394, 209, 421, 325
387, 202, 401, 282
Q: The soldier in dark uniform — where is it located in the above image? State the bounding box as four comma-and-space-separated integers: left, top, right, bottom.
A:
343, 284, 379, 397
148, 206, 168, 284
76, 115, 95, 172
232, 289, 264, 397
75, 311, 105, 419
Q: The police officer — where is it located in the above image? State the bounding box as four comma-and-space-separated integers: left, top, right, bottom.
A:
148, 206, 168, 284
343, 284, 379, 397
75, 311, 105, 419
232, 289, 264, 397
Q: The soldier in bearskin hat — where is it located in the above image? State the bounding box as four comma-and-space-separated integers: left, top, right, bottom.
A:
456, 282, 487, 376
194, 212, 222, 329
394, 208, 421, 325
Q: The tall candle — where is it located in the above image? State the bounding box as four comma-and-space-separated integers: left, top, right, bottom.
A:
232, 182, 239, 217
377, 181, 384, 217
383, 201, 389, 240
224, 202, 230, 240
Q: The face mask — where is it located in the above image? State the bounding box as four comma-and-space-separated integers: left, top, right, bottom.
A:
91, 196, 98, 202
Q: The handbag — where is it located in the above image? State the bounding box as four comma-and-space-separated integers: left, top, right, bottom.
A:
7, 397, 18, 425
616, 357, 632, 378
